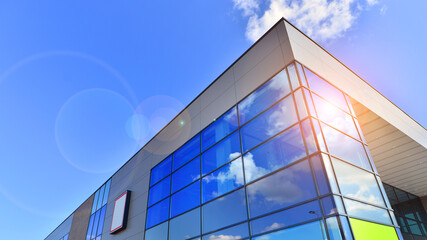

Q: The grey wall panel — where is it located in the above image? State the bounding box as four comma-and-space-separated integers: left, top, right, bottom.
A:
68, 195, 93, 240
45, 214, 73, 240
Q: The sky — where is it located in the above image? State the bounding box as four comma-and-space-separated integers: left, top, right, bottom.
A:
0, 0, 425, 239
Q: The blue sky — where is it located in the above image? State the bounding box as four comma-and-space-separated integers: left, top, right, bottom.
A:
0, 0, 425, 239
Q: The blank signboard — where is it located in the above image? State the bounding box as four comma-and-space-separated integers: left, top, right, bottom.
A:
110, 191, 131, 233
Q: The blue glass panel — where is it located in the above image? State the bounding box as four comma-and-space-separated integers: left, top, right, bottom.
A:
301, 118, 318, 155
148, 175, 171, 206
304, 67, 349, 113
202, 158, 244, 203
238, 69, 290, 124
96, 185, 105, 211
202, 131, 241, 176
252, 220, 326, 240
202, 223, 250, 240
169, 208, 201, 240
172, 157, 200, 193
310, 155, 331, 196
91, 190, 99, 214
250, 200, 321, 235
343, 198, 391, 225
146, 197, 170, 228
241, 96, 298, 152
96, 205, 106, 236
91, 210, 100, 239
243, 125, 306, 183
63, 234, 69, 240
312, 94, 359, 140
202, 188, 248, 234
86, 214, 94, 240
174, 135, 200, 171
247, 160, 317, 217
339, 216, 354, 240
332, 158, 385, 207
145, 221, 168, 240
326, 217, 345, 240
102, 179, 111, 206
322, 124, 372, 171
202, 107, 239, 151
170, 181, 200, 218
150, 156, 172, 186
322, 196, 340, 216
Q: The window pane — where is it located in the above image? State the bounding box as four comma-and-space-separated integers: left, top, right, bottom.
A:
349, 218, 398, 240
146, 197, 170, 228
202, 107, 238, 151
326, 217, 344, 240
174, 135, 201, 171
312, 94, 359, 140
202, 131, 241, 176
243, 125, 306, 183
333, 158, 385, 207
96, 205, 106, 236
102, 179, 111, 206
86, 214, 95, 240
322, 124, 372, 171
247, 160, 317, 217
344, 198, 391, 225
91, 210, 100, 239
296, 62, 308, 87
172, 157, 200, 193
321, 196, 343, 216
287, 63, 300, 90
310, 155, 331, 196
171, 181, 201, 218
250, 200, 321, 235
252, 220, 326, 240
304, 68, 349, 113
238, 69, 290, 124
202, 158, 244, 203
151, 156, 172, 186
202, 223, 249, 240
96, 185, 105, 211
148, 175, 171, 206
202, 188, 248, 234
63, 234, 69, 240
145, 221, 168, 240
91, 190, 99, 214
301, 118, 317, 155
169, 208, 201, 240
241, 96, 298, 152
294, 89, 308, 120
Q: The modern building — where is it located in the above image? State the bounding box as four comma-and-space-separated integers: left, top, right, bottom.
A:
45, 18, 427, 240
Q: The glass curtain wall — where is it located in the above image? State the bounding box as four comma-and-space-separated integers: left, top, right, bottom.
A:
144, 61, 401, 240
86, 179, 111, 240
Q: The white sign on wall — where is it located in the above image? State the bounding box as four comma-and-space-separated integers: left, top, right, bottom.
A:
110, 191, 131, 234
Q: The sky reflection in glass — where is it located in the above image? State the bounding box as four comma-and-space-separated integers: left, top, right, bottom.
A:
202, 223, 249, 240
172, 157, 200, 193
344, 198, 391, 225
252, 220, 326, 240
173, 135, 200, 171
146, 197, 170, 228
171, 181, 200, 218
169, 208, 201, 240
202, 107, 238, 151
148, 175, 171, 206
150, 156, 172, 186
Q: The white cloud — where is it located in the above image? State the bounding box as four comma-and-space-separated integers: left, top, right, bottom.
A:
232, 0, 381, 42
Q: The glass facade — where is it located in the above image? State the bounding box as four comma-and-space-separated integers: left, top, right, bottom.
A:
145, 62, 403, 239
86, 179, 111, 240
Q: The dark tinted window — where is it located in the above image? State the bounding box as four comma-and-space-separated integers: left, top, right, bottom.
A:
174, 135, 200, 170
202, 131, 241, 175
170, 181, 201, 218
243, 125, 306, 183
238, 69, 290, 124
247, 160, 317, 217
146, 197, 170, 228
148, 176, 171, 206
202, 107, 239, 151
202, 158, 244, 203
172, 157, 200, 193
150, 156, 172, 186
241, 96, 298, 152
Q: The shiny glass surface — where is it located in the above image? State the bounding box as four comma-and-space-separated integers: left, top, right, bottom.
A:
250, 200, 321, 235
202, 131, 241, 176
146, 197, 170, 228
252, 220, 326, 240
287, 63, 300, 90
202, 158, 244, 203
172, 157, 200, 193
247, 160, 317, 217
344, 198, 391, 225
148, 176, 171, 206
333, 158, 385, 207
91, 210, 100, 239
301, 118, 317, 154
174, 135, 200, 170
169, 208, 201, 240
304, 68, 349, 113
102, 179, 110, 206
322, 124, 371, 171
321, 195, 343, 216
241, 96, 298, 152
145, 221, 168, 240
310, 155, 330, 196
294, 89, 308, 120
86, 214, 94, 240
243, 125, 306, 183
202, 223, 249, 240
202, 107, 238, 151
96, 205, 106, 236
170, 181, 200, 218
312, 94, 359, 140
150, 156, 172, 186
238, 69, 290, 124
202, 188, 248, 234
326, 217, 344, 240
